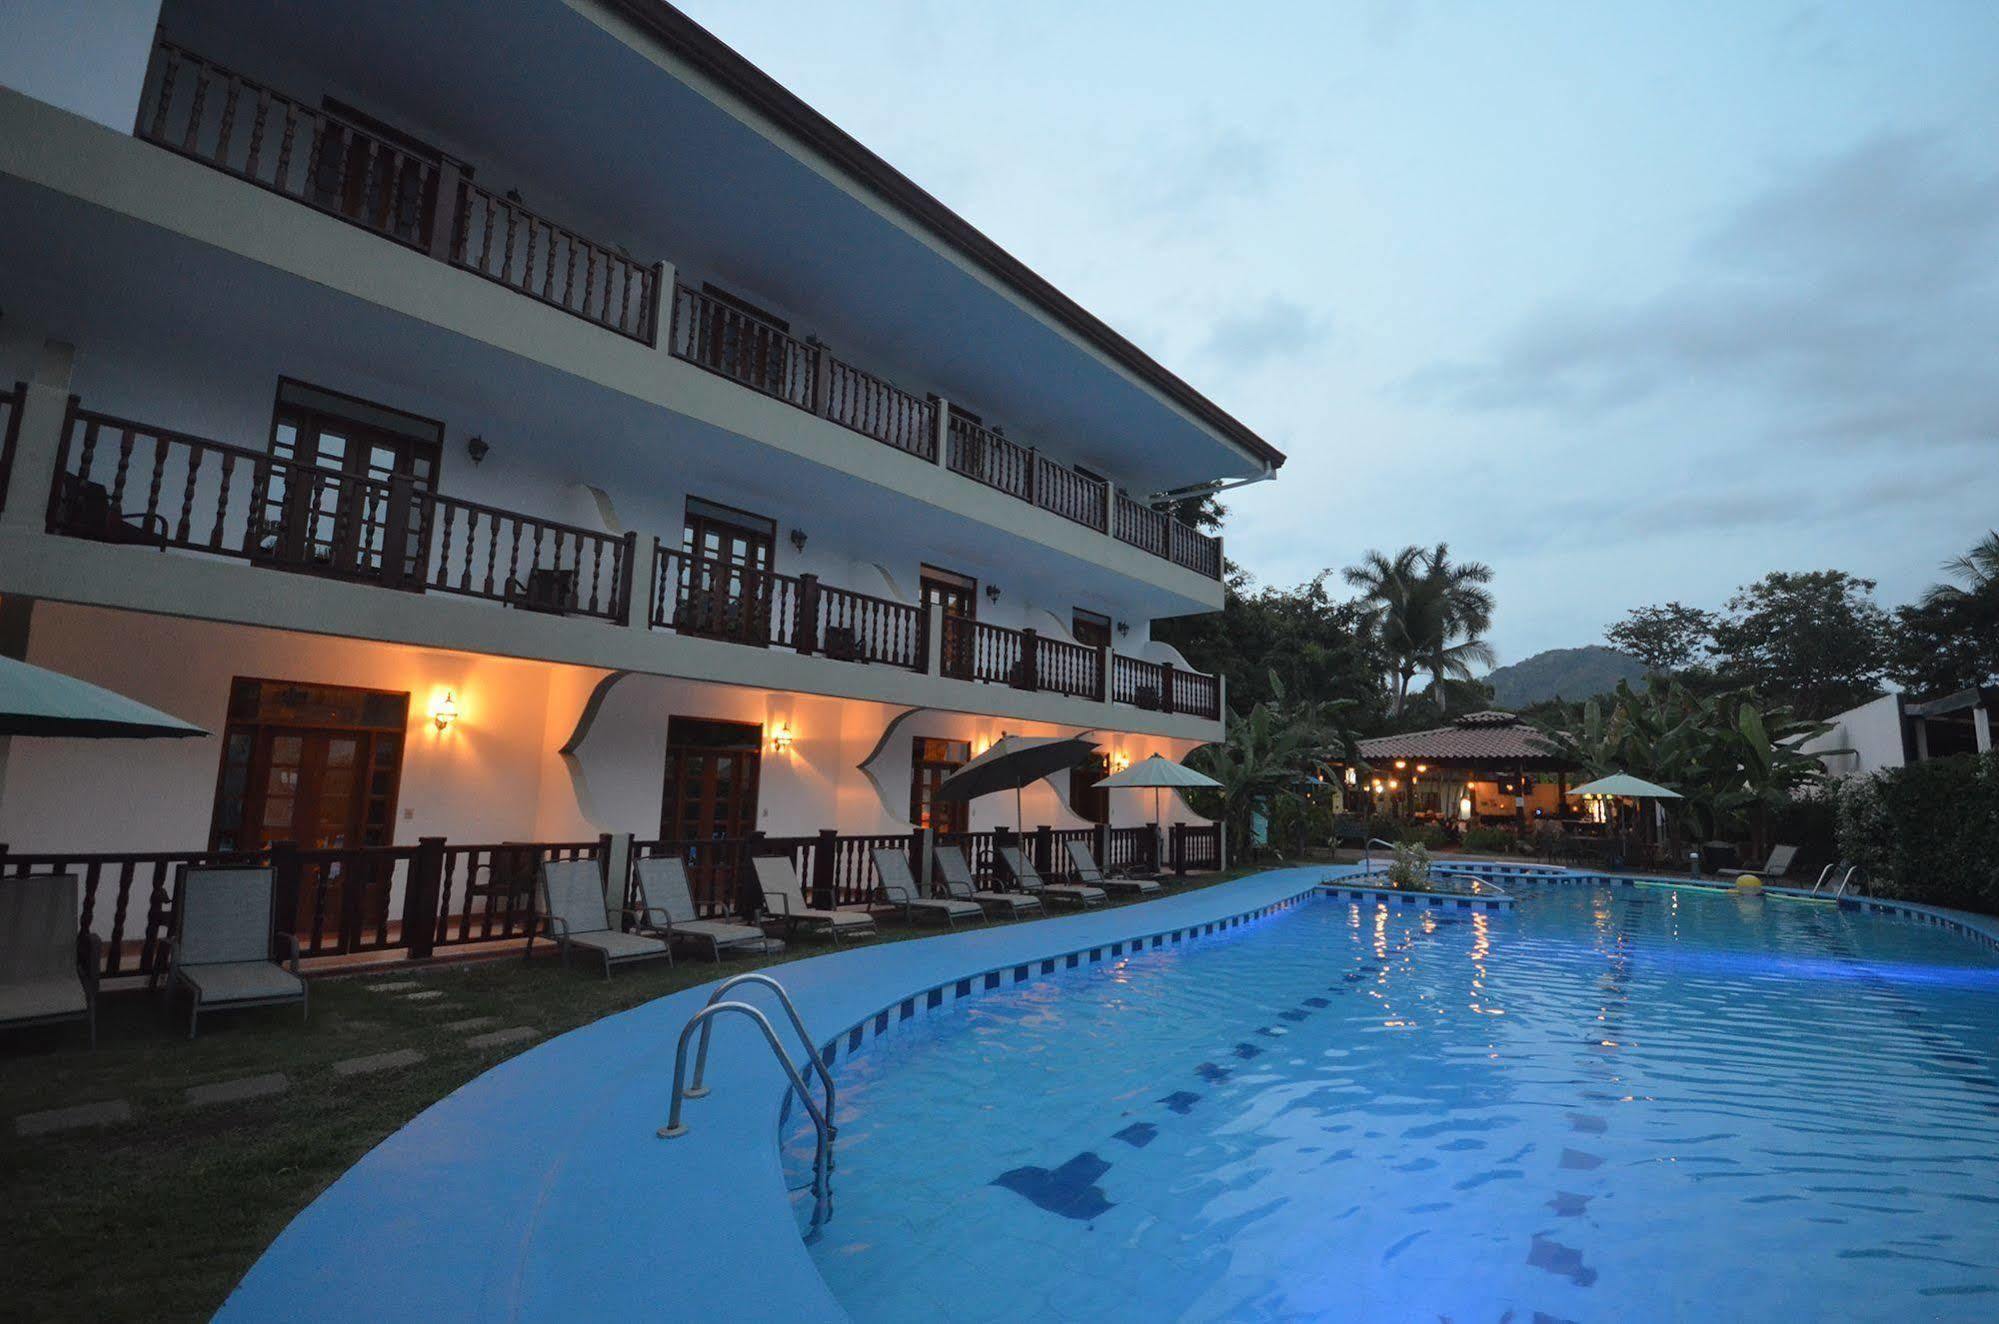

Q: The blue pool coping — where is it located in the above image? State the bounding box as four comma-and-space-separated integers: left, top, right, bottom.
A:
218, 863, 1999, 1321
219, 865, 1337, 1322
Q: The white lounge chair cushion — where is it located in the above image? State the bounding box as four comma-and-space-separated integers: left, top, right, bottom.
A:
1104, 877, 1162, 894
569, 930, 669, 963
795, 907, 874, 928
0, 977, 87, 1024
672, 919, 767, 948
910, 897, 984, 921
1042, 883, 1108, 903
972, 889, 1036, 910
181, 960, 305, 1005
634, 858, 701, 924
542, 859, 612, 936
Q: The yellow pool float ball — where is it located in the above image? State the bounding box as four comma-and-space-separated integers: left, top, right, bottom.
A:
1735, 874, 1763, 891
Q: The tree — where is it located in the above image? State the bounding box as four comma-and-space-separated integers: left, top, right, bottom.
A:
1708, 571, 1892, 719
1606, 602, 1717, 675
1184, 674, 1350, 859
1892, 531, 1999, 695
1343, 544, 1497, 717
1156, 570, 1388, 723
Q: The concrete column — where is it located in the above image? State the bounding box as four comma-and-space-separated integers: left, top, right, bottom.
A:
1975, 706, 1992, 755
603, 832, 635, 922
931, 396, 950, 467
623, 533, 658, 630
1, 338, 76, 532
650, 260, 679, 357
924, 600, 945, 675
0, 594, 32, 813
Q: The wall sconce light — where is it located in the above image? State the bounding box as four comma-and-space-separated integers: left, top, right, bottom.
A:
431, 691, 459, 732
1394, 760, 1407, 770
1416, 764, 1429, 774
1110, 751, 1131, 773
985, 584, 1001, 604
769, 723, 794, 754
1116, 620, 1130, 637
1459, 795, 1474, 821
465, 436, 489, 466
1344, 767, 1358, 787
789, 529, 808, 553
1387, 778, 1400, 791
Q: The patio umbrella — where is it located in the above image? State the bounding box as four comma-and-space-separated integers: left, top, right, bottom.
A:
0, 655, 207, 738
1564, 773, 1680, 800
934, 734, 1099, 833
1094, 753, 1222, 836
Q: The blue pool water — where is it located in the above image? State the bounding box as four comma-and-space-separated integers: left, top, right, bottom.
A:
800, 882, 1999, 1322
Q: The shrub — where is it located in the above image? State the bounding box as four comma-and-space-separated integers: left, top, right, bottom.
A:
1386, 842, 1432, 890
1463, 826, 1515, 854
1835, 752, 1999, 914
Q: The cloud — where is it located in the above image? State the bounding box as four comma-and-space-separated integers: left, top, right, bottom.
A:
1198, 296, 1332, 369
1402, 131, 1999, 450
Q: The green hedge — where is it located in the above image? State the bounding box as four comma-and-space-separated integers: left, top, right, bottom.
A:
1836, 752, 1999, 915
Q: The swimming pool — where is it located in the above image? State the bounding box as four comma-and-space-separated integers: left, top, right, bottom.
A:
803, 880, 1999, 1322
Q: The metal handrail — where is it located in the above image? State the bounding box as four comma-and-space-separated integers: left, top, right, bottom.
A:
686, 973, 835, 1127
1360, 837, 1398, 874
659, 1001, 834, 1233
1432, 869, 1506, 899
1833, 866, 1865, 899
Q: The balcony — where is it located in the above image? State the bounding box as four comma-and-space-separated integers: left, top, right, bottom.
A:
27, 395, 1224, 723
127, 39, 1227, 583
647, 546, 1222, 720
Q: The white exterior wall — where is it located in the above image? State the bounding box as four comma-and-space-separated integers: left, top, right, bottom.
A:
0, 0, 160, 132
0, 602, 1211, 855
1802, 692, 1906, 778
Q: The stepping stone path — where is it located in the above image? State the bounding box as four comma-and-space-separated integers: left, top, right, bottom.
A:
401, 990, 446, 1002
465, 1026, 538, 1050
333, 1047, 426, 1077
365, 980, 422, 994
185, 1073, 291, 1107
15, 1099, 132, 1137
442, 1016, 498, 1033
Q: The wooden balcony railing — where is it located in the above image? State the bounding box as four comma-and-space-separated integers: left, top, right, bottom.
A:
46, 399, 634, 623
132, 38, 1225, 579
651, 545, 925, 670
137, 41, 660, 345
0, 380, 24, 516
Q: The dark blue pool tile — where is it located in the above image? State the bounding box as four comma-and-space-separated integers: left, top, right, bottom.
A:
1195, 1062, 1231, 1083
1065, 954, 1079, 969
874, 1011, 889, 1035
1042, 959, 1056, 975
926, 988, 944, 1010
1527, 1234, 1597, 1287
992, 1152, 1114, 1221
1304, 997, 1330, 1008
1159, 1091, 1201, 1114
1279, 1009, 1310, 1022
1567, 1113, 1608, 1134
847, 1026, 864, 1053
1256, 1025, 1287, 1037
955, 979, 972, 998
1343, 972, 1365, 983
1559, 1148, 1604, 1171
1233, 1042, 1264, 1060
1089, 948, 1102, 962
1014, 965, 1030, 982
985, 972, 1002, 990
1152, 936, 1164, 948
820, 1042, 836, 1066
1111, 942, 1123, 956
1548, 1191, 1592, 1217
1113, 1122, 1157, 1149
899, 998, 915, 1021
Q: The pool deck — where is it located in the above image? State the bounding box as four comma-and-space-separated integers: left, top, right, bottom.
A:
218, 865, 1340, 1322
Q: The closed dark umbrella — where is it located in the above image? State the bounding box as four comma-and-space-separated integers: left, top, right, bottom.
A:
934, 734, 1099, 834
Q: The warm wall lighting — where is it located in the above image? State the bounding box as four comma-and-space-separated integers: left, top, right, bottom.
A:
1394, 760, 1407, 770
1416, 764, 1429, 773
431, 691, 459, 732
770, 723, 794, 754
1387, 778, 1400, 791
1109, 751, 1131, 773
1344, 767, 1358, 787
1459, 795, 1474, 821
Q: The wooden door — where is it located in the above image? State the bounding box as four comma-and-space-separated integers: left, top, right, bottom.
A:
910, 737, 970, 833
680, 507, 776, 643
266, 397, 438, 582
922, 568, 978, 680
1069, 751, 1111, 825
661, 719, 763, 914
245, 729, 369, 942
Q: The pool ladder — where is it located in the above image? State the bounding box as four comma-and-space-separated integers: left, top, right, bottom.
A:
1811, 863, 1866, 899
659, 973, 836, 1234
1360, 837, 1399, 876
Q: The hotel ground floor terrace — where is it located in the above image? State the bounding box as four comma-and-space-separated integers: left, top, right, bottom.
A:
0, 600, 1221, 980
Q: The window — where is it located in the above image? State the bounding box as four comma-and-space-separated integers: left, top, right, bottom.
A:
1072, 608, 1112, 650
922, 567, 978, 680
678, 498, 778, 642
910, 737, 971, 833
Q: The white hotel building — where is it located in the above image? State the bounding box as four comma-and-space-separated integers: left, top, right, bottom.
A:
0, 1, 1283, 954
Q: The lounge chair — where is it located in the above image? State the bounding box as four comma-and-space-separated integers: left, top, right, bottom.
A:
534, 858, 672, 979
753, 856, 877, 942
872, 848, 983, 927
1754, 844, 1798, 879
936, 845, 1042, 919
0, 873, 100, 1048
631, 856, 772, 961
1065, 840, 1161, 898
997, 843, 1105, 909
166, 867, 306, 1039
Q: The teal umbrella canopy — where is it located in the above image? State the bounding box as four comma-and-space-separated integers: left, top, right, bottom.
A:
1565, 773, 1681, 800
0, 656, 207, 739
1092, 753, 1221, 791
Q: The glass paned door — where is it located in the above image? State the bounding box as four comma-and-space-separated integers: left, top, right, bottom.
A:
922, 568, 977, 680
264, 413, 434, 582
661, 719, 763, 914
680, 508, 776, 644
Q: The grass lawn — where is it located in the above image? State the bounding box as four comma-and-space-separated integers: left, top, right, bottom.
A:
0, 865, 1265, 1322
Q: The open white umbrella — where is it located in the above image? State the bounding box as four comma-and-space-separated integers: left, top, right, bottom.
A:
1094, 753, 1222, 836
1564, 773, 1680, 800
0, 655, 207, 738
934, 733, 1099, 833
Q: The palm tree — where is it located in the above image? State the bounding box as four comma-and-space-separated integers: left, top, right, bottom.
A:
1342, 547, 1426, 715
1344, 544, 1497, 716
1923, 530, 1999, 607
1415, 543, 1495, 714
